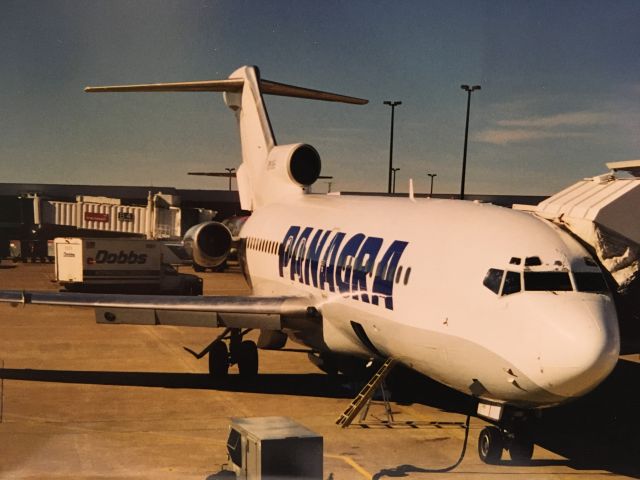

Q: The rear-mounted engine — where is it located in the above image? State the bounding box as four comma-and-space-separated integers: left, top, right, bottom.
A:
183, 221, 232, 269
267, 143, 321, 187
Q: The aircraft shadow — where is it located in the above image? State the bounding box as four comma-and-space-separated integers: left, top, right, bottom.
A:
0, 368, 357, 399
530, 357, 640, 478
1, 359, 638, 477
378, 360, 640, 478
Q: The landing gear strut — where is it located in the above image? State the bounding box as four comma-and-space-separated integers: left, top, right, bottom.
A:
184, 328, 259, 378
477, 410, 535, 464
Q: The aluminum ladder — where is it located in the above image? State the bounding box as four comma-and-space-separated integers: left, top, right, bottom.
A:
336, 357, 397, 427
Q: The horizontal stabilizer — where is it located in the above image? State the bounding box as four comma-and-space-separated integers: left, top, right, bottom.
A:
86, 78, 368, 105
85, 79, 244, 93
260, 79, 367, 104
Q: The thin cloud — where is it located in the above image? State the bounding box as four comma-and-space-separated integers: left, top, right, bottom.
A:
475, 129, 588, 145
476, 110, 611, 145
496, 111, 613, 128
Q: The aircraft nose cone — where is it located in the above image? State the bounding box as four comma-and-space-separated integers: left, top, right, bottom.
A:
534, 296, 619, 399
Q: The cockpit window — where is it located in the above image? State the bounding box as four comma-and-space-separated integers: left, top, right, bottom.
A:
524, 256, 542, 266
502, 271, 521, 295
524, 271, 572, 291
483, 268, 503, 294
574, 272, 608, 293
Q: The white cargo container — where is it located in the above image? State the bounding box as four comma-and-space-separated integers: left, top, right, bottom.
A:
54, 237, 202, 295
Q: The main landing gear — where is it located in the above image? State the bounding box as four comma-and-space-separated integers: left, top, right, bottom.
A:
477, 409, 535, 465
184, 328, 259, 378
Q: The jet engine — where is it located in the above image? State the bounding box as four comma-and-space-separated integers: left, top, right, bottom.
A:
266, 143, 321, 187
183, 221, 232, 270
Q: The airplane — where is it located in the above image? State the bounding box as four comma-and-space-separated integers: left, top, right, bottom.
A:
0, 66, 620, 465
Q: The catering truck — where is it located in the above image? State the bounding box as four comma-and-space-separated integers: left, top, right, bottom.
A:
54, 237, 202, 295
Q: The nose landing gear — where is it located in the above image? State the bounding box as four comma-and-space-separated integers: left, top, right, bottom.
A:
478, 426, 504, 464
477, 409, 535, 464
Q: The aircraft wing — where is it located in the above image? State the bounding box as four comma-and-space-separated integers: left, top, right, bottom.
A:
0, 291, 313, 330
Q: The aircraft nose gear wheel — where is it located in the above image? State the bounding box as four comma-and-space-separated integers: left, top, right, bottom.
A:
478, 426, 504, 464
209, 340, 229, 377
237, 340, 259, 377
509, 436, 534, 464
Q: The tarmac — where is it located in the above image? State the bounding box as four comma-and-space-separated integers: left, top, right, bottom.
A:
0, 262, 638, 479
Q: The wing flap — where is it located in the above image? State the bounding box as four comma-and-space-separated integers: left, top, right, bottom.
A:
95, 308, 282, 330
1, 291, 311, 329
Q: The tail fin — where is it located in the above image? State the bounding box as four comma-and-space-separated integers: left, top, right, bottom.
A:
85, 65, 367, 210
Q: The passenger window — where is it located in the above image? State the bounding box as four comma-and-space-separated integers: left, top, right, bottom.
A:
502, 271, 521, 295
403, 267, 412, 285
395, 266, 403, 284
483, 269, 504, 295
524, 271, 572, 291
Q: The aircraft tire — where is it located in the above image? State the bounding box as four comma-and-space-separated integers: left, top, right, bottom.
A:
209, 340, 229, 377
213, 260, 228, 272
193, 263, 205, 272
478, 426, 503, 464
509, 436, 534, 464
238, 340, 259, 377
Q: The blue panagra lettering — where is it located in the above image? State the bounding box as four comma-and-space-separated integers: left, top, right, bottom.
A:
319, 232, 345, 292
278, 225, 300, 277
351, 236, 383, 303
291, 227, 313, 282
278, 225, 408, 311
371, 240, 408, 310
304, 229, 331, 287
336, 233, 365, 294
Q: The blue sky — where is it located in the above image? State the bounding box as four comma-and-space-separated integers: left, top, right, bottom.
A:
1, 1, 639, 195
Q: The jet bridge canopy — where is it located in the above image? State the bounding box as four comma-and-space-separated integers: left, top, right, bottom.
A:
515, 161, 640, 290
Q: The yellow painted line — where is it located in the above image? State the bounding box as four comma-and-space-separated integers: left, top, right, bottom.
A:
325, 453, 372, 479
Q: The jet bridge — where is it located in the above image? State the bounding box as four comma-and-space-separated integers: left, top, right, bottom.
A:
516, 160, 640, 291
515, 160, 640, 351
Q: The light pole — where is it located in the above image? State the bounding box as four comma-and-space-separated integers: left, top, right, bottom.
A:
391, 167, 400, 194
460, 85, 481, 200
427, 173, 437, 196
225, 167, 236, 191
384, 101, 402, 194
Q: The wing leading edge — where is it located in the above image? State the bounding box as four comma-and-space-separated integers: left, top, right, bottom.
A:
0, 290, 313, 330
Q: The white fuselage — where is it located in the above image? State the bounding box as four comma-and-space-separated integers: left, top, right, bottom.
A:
239, 194, 620, 409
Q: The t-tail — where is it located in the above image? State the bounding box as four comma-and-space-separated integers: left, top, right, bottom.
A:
85, 66, 367, 210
